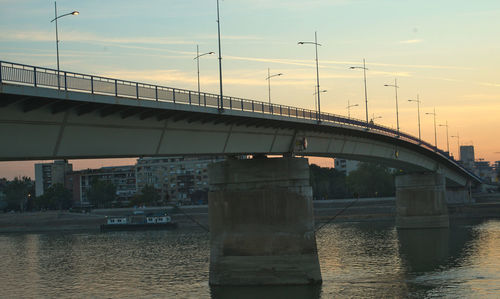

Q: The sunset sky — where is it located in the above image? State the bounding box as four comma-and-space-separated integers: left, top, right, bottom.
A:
1, 0, 499, 179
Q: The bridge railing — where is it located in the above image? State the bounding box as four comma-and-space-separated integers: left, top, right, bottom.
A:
0, 62, 386, 125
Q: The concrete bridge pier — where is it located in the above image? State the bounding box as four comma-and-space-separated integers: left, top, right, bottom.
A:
395, 172, 450, 229
207, 157, 322, 286
446, 183, 472, 204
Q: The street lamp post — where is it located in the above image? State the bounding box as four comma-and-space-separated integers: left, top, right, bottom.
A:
216, 0, 223, 111
384, 78, 400, 136
438, 120, 450, 154
313, 89, 327, 116
408, 94, 421, 141
346, 99, 359, 119
50, 1, 79, 90
349, 58, 369, 125
299, 31, 322, 122
371, 114, 382, 123
265, 68, 283, 104
194, 45, 214, 104
426, 108, 438, 149
451, 132, 460, 159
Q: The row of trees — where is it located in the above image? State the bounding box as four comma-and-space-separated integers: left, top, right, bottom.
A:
84, 179, 169, 208
0, 176, 168, 212
310, 162, 397, 199
86, 179, 166, 208
0, 177, 73, 212
0, 177, 34, 212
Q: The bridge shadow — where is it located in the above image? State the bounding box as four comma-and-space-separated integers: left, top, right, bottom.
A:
210, 284, 321, 299
397, 228, 450, 273
397, 218, 482, 274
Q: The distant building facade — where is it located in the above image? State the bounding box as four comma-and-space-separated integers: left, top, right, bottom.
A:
334, 159, 360, 175
135, 156, 225, 203
34, 160, 73, 197
456, 145, 498, 184
71, 165, 137, 206
460, 145, 475, 169
495, 161, 500, 183
474, 160, 496, 184
34, 156, 227, 207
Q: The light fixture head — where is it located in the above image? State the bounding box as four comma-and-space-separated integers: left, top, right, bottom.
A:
71, 11, 79, 15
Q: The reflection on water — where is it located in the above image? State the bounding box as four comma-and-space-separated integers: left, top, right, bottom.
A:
398, 228, 450, 273
1, 220, 500, 298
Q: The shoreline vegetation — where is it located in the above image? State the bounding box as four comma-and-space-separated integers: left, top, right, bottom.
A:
0, 194, 499, 234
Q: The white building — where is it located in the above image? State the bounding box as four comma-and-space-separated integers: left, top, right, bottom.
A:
460, 145, 475, 170
34, 160, 73, 197
334, 159, 360, 175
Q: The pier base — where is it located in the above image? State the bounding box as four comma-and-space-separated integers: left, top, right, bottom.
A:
208, 157, 322, 286
395, 172, 449, 229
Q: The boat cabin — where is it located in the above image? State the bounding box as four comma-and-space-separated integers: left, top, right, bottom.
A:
146, 214, 171, 224
106, 216, 128, 225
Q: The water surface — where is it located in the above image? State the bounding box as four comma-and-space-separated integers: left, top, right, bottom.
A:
1, 219, 500, 298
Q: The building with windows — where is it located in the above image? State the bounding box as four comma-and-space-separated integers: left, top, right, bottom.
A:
460, 145, 475, 170
35, 156, 226, 207
495, 161, 500, 183
135, 156, 225, 204
34, 160, 73, 197
474, 159, 496, 183
70, 165, 137, 206
334, 159, 360, 175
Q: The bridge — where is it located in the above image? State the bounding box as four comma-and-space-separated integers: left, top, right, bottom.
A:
0, 60, 483, 286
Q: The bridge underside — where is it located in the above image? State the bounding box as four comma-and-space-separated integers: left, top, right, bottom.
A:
0, 84, 471, 187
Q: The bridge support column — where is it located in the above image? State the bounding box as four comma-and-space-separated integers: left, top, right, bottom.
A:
446, 184, 472, 204
396, 172, 449, 229
208, 157, 322, 286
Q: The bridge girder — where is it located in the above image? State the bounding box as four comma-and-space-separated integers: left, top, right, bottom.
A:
22, 98, 54, 113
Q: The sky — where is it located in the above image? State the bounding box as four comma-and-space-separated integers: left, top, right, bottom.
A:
0, 0, 499, 179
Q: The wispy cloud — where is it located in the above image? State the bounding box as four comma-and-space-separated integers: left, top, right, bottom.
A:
226, 55, 467, 72
0, 29, 265, 45
0, 29, 473, 72
240, 0, 362, 10
399, 39, 423, 44
365, 62, 472, 71
0, 30, 194, 45
478, 81, 500, 87
462, 93, 500, 100
421, 76, 463, 83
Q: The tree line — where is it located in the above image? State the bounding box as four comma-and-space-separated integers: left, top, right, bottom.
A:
0, 177, 73, 212
310, 162, 397, 199
0, 176, 176, 212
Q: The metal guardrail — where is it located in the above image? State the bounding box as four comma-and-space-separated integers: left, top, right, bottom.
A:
0, 60, 482, 182
0, 61, 404, 136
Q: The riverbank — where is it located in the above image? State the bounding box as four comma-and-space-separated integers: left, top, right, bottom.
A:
0, 211, 105, 233
1, 193, 499, 233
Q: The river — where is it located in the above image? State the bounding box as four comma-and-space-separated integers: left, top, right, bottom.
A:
1, 219, 500, 298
